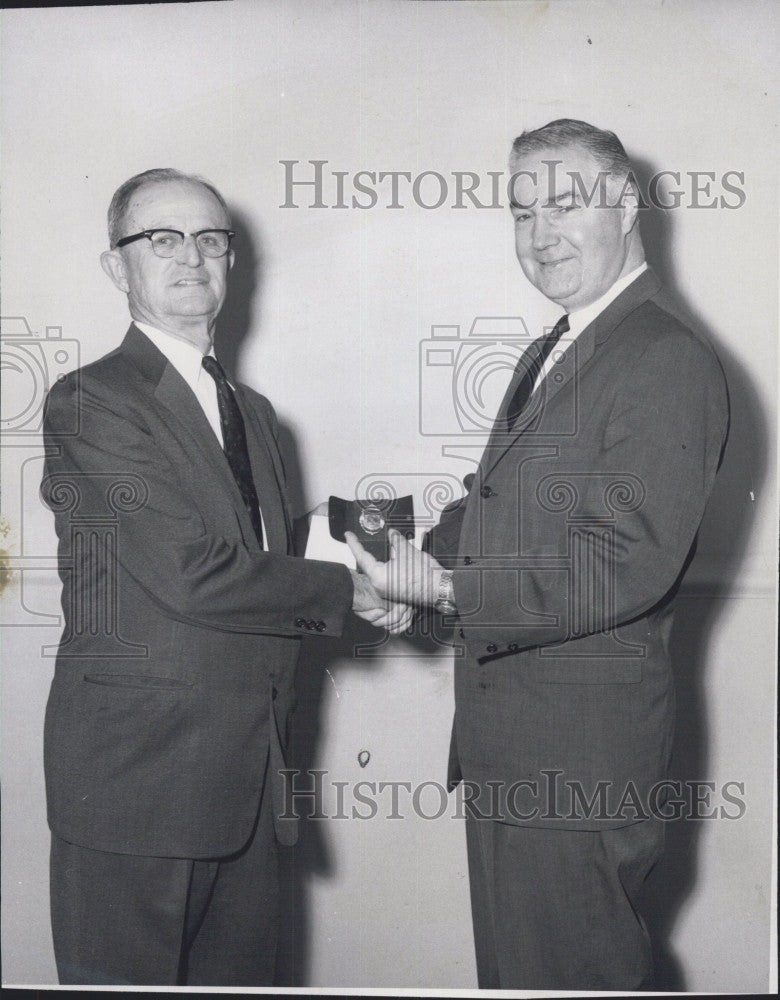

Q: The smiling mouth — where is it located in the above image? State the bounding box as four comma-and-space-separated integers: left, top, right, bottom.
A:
175, 278, 208, 285
538, 258, 573, 268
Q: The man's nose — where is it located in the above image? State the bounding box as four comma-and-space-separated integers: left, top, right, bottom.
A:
531, 213, 558, 251
176, 234, 204, 266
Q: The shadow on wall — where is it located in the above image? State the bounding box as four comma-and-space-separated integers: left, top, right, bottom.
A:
272, 452, 448, 986
275, 622, 412, 987
214, 208, 263, 379
631, 156, 769, 990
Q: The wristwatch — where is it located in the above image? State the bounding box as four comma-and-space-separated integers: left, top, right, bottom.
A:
434, 569, 457, 615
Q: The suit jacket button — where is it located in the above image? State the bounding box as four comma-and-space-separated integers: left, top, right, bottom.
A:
463, 556, 473, 565
316, 621, 326, 632
480, 486, 494, 499
486, 643, 498, 653
458, 628, 465, 640
307, 619, 317, 630
508, 642, 519, 652
295, 617, 305, 628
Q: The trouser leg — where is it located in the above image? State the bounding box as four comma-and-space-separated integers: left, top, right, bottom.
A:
184, 777, 279, 986
464, 806, 501, 988
49, 782, 276, 986
464, 817, 665, 990
50, 834, 191, 986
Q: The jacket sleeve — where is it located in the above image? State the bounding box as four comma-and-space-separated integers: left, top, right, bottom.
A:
41, 372, 354, 637
421, 485, 471, 570
450, 330, 729, 658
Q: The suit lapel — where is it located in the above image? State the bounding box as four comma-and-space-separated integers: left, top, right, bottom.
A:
479, 268, 661, 480
123, 326, 233, 495
152, 362, 226, 472
235, 385, 292, 554
121, 325, 289, 553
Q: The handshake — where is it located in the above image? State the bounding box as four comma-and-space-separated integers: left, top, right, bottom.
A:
306, 495, 453, 636
347, 529, 449, 635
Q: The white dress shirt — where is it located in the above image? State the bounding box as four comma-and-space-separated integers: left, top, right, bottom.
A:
135, 322, 224, 446
134, 322, 268, 539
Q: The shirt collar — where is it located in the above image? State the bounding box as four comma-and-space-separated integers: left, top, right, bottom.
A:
566, 262, 648, 338
133, 322, 215, 393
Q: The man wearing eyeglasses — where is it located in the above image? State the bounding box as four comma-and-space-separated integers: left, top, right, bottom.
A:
40, 168, 408, 986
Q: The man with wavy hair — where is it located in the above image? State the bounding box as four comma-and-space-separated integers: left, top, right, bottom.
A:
350, 120, 728, 989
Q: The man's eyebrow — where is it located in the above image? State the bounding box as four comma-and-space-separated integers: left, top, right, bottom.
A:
545, 190, 577, 205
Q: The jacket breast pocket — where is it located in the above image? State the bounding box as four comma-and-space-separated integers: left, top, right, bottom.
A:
83, 672, 194, 691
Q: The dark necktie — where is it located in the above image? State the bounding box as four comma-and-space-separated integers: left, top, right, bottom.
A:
201, 355, 264, 549
505, 313, 569, 429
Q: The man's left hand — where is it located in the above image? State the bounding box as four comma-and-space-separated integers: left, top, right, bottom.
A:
346, 529, 446, 608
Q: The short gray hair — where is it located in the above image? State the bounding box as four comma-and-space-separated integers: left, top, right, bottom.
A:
511, 118, 633, 183
107, 168, 230, 248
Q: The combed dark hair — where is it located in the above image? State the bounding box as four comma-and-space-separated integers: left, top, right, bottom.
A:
511, 119, 633, 181
107, 168, 230, 248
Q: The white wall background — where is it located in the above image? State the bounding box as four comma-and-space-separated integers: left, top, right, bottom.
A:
1, 0, 776, 992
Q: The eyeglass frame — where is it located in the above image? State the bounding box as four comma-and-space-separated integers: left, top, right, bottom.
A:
113, 228, 236, 258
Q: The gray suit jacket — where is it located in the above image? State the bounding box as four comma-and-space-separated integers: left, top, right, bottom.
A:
41, 324, 353, 857
427, 269, 729, 829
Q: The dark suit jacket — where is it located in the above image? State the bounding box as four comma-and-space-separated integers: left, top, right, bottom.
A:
426, 269, 729, 829
41, 324, 353, 858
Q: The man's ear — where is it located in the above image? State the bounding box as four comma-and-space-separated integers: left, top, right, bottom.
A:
618, 183, 640, 236
100, 249, 130, 293
226, 248, 235, 272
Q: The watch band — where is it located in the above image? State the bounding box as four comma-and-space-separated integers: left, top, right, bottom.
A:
434, 569, 457, 614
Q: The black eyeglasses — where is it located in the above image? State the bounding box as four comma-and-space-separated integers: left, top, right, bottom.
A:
114, 229, 235, 258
